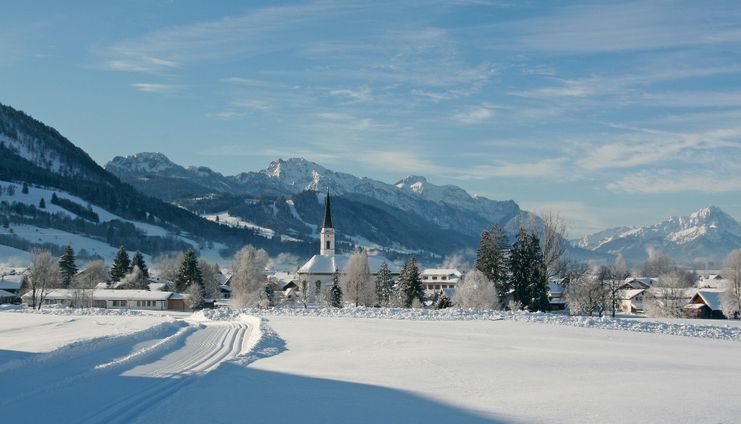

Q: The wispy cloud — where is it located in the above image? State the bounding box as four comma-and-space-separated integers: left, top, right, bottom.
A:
130, 83, 180, 93
608, 169, 741, 194
453, 106, 494, 124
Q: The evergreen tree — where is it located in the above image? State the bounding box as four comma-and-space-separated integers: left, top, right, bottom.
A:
21, 182, 28, 194
475, 224, 510, 301
264, 283, 275, 306
38, 197, 46, 208
435, 291, 452, 309
374, 262, 393, 307
329, 271, 343, 308
51, 192, 58, 203
508, 229, 549, 311
110, 246, 131, 282
396, 256, 425, 308
58, 245, 78, 288
130, 251, 149, 279
175, 250, 203, 293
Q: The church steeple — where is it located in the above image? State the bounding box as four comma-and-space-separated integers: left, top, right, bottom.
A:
322, 190, 333, 229
320, 189, 335, 256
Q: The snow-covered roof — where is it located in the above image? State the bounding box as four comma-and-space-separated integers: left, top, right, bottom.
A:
421, 268, 462, 277
148, 282, 168, 291
624, 277, 658, 288
0, 279, 22, 290
547, 282, 564, 295
618, 289, 645, 300
298, 254, 398, 275
695, 289, 724, 311
684, 303, 707, 310
25, 289, 175, 301
0, 289, 18, 298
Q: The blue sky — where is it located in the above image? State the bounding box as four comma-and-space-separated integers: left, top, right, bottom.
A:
2, 0, 741, 236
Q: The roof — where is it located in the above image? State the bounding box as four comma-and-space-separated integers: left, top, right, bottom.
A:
618, 289, 645, 300
24, 289, 175, 301
322, 191, 333, 229
0, 276, 23, 290
421, 268, 462, 277
695, 289, 724, 311
0, 289, 18, 298
298, 254, 398, 275
547, 282, 564, 295
624, 277, 658, 288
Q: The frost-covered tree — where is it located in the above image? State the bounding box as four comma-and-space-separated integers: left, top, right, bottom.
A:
130, 251, 149, 279
152, 252, 185, 285
565, 264, 605, 316
118, 265, 149, 290
230, 245, 269, 308
454, 269, 499, 309
641, 250, 674, 277
475, 224, 510, 301
538, 210, 568, 279
329, 271, 343, 308
110, 246, 130, 282
199, 260, 222, 300
644, 272, 690, 318
374, 262, 393, 307
175, 250, 202, 293
184, 283, 204, 310
71, 260, 107, 308
395, 256, 424, 308
28, 249, 60, 309
58, 245, 78, 288
721, 249, 741, 319
343, 249, 373, 307
508, 228, 549, 311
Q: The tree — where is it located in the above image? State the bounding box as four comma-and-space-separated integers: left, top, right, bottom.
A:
475, 224, 510, 302
175, 250, 202, 293
435, 291, 452, 309
395, 256, 424, 308
607, 255, 630, 317
721, 249, 741, 319
644, 272, 690, 318
153, 252, 185, 285
130, 251, 149, 279
110, 246, 131, 282
343, 249, 374, 307
564, 264, 604, 316
329, 270, 343, 308
374, 262, 393, 307
230, 245, 269, 307
199, 260, 222, 300
21, 182, 28, 194
537, 210, 568, 279
28, 249, 60, 309
641, 251, 674, 277
184, 283, 204, 310
58, 245, 78, 288
38, 197, 46, 209
119, 266, 149, 290
71, 260, 107, 308
454, 269, 499, 309
508, 228, 549, 311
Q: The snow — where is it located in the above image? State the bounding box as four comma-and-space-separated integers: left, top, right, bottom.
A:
203, 211, 276, 238
0, 244, 30, 267
1, 223, 122, 258
1, 306, 740, 423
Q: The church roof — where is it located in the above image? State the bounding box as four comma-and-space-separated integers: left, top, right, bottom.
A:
298, 254, 399, 275
322, 191, 333, 229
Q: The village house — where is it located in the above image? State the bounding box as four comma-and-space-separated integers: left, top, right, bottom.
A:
685, 289, 727, 319
0, 273, 24, 304
618, 289, 646, 314
22, 289, 190, 311
420, 268, 462, 291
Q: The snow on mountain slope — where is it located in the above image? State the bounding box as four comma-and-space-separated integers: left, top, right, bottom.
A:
579, 206, 741, 264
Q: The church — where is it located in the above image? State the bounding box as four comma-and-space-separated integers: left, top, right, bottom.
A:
297, 191, 398, 290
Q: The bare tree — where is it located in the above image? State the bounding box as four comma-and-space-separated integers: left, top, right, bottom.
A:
606, 255, 630, 317
71, 260, 107, 308
644, 271, 690, 318
199, 260, 223, 300
231, 245, 269, 308
342, 249, 374, 307
454, 269, 500, 309
152, 252, 185, 284
641, 249, 674, 277
565, 263, 607, 316
721, 249, 741, 319
534, 210, 568, 279
28, 249, 60, 309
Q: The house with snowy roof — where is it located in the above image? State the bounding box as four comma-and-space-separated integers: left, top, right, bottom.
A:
297, 191, 398, 295
618, 289, 646, 314
0, 273, 24, 304
619, 277, 658, 290
420, 269, 462, 291
685, 289, 727, 319
22, 289, 190, 311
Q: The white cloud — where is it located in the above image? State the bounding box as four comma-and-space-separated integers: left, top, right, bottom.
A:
453, 106, 494, 124
129, 83, 179, 93
608, 169, 741, 194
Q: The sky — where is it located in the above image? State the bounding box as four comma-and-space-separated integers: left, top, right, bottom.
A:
2, 0, 741, 236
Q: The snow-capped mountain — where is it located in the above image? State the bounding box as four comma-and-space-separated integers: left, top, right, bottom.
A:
576, 206, 741, 265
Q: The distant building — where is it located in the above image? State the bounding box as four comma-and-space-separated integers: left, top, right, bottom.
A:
420, 269, 462, 291
685, 289, 726, 319
22, 289, 190, 311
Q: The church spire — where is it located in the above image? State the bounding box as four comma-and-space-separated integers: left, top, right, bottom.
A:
322, 189, 333, 229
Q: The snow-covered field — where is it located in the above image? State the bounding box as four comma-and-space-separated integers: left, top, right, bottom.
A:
1, 307, 739, 423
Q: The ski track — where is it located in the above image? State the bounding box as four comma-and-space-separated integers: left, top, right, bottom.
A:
77, 321, 250, 424
2, 319, 251, 424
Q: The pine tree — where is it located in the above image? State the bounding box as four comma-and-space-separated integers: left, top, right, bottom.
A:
329, 271, 343, 308
435, 291, 452, 309
175, 250, 203, 293
58, 245, 78, 288
508, 229, 549, 311
475, 224, 510, 301
21, 182, 28, 194
374, 262, 393, 307
51, 192, 58, 203
130, 251, 149, 279
264, 283, 275, 306
38, 197, 46, 209
110, 246, 131, 282
396, 257, 425, 308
